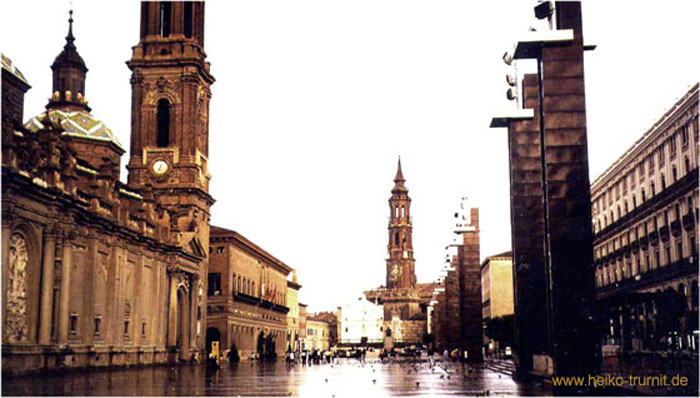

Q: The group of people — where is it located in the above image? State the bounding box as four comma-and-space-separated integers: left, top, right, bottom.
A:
285, 349, 334, 367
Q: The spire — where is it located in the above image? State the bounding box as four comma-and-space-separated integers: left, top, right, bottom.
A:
394, 156, 405, 183
65, 9, 76, 51
392, 156, 408, 192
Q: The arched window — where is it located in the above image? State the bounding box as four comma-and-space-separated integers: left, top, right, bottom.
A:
394, 232, 399, 245
395, 206, 399, 218
160, 2, 171, 37
156, 99, 170, 148
157, 99, 170, 147
401, 206, 405, 218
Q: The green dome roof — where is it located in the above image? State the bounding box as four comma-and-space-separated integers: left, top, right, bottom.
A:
24, 109, 123, 150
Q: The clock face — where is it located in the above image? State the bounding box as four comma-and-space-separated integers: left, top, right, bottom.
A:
152, 159, 169, 175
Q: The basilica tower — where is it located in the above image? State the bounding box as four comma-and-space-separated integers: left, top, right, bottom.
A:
126, 1, 214, 249
386, 158, 416, 289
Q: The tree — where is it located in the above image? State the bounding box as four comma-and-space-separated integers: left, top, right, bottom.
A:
485, 315, 515, 348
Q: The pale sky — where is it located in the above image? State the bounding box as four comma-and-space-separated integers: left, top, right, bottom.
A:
3, 1, 699, 312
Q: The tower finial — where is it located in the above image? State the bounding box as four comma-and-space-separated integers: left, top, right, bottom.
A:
65, 9, 76, 50
394, 156, 405, 183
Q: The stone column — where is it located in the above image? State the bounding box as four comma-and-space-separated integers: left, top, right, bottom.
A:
38, 231, 57, 344
189, 275, 197, 351
167, 271, 178, 347
57, 237, 72, 344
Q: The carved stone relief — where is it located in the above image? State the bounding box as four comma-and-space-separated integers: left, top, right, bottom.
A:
4, 233, 29, 343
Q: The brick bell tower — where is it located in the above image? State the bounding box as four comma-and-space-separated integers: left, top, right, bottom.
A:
386, 158, 416, 289
126, 1, 214, 253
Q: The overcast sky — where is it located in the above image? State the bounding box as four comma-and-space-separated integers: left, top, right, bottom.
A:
3, 0, 699, 312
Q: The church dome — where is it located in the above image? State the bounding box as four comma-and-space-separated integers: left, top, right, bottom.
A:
24, 109, 124, 151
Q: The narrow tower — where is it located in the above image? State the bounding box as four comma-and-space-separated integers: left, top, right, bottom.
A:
125, 2, 214, 358
386, 158, 416, 289
126, 1, 214, 248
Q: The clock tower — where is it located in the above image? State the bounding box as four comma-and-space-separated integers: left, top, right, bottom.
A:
386, 158, 416, 289
126, 1, 214, 250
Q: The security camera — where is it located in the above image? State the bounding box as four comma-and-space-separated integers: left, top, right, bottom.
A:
506, 74, 516, 86
502, 51, 513, 66
506, 87, 518, 101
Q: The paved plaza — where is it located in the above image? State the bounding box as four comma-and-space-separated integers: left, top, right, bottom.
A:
1, 359, 549, 397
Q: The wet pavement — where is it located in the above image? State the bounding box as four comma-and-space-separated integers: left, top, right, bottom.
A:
1, 358, 550, 397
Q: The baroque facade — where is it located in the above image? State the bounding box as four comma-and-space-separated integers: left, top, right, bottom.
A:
591, 83, 699, 355
2, 2, 213, 373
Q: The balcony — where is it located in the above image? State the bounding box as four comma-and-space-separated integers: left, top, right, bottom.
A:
232, 291, 290, 314
639, 236, 649, 247
233, 291, 261, 305
649, 231, 658, 243
682, 213, 695, 231
671, 220, 682, 236
594, 166, 698, 242
596, 256, 698, 298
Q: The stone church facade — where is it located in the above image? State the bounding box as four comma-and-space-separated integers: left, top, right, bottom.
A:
2, 2, 213, 374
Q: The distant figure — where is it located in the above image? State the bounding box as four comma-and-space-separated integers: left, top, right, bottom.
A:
228, 343, 240, 364
443, 349, 449, 362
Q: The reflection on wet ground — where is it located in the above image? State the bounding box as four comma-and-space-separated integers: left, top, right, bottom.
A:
2, 359, 550, 396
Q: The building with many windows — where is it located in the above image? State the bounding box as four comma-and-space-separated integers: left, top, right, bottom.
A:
480, 252, 514, 352
303, 318, 331, 351
207, 226, 293, 359
591, 82, 698, 355
286, 272, 302, 352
